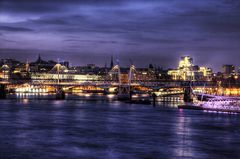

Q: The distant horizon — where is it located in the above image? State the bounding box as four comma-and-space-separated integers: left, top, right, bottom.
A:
0, 47, 238, 73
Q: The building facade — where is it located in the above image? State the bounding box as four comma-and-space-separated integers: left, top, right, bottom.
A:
168, 56, 213, 81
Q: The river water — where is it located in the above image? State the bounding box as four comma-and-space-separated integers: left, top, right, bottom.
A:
0, 98, 240, 159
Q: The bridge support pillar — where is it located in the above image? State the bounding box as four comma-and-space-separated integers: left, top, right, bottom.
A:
129, 88, 133, 103
103, 88, 109, 95
56, 86, 65, 100
0, 84, 7, 99
183, 87, 192, 103
117, 85, 131, 101
152, 93, 156, 107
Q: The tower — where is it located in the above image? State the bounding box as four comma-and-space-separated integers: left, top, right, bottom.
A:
36, 54, 43, 64
38, 54, 41, 61
104, 62, 107, 75
25, 59, 30, 72
110, 55, 114, 68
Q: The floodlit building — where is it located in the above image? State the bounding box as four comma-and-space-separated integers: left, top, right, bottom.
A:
31, 73, 101, 82
168, 56, 213, 81
31, 63, 102, 82
0, 64, 10, 79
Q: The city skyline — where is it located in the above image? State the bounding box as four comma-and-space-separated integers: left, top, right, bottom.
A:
0, 54, 238, 73
1, 0, 240, 70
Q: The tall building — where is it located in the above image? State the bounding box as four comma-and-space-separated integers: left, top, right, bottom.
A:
222, 65, 235, 77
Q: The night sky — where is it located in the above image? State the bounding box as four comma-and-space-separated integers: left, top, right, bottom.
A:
0, 0, 240, 71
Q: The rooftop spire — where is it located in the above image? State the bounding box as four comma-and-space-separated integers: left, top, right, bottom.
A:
110, 55, 114, 68
36, 54, 43, 63
26, 59, 30, 72
38, 54, 41, 61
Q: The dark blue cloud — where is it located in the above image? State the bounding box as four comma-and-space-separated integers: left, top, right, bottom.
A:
0, 26, 34, 32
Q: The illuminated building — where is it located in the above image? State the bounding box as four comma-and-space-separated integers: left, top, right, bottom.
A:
31, 73, 101, 81
199, 67, 213, 79
179, 56, 193, 68
31, 63, 102, 82
135, 68, 157, 81
168, 56, 213, 81
0, 64, 10, 79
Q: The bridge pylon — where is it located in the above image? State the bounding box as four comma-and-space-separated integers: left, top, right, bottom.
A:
117, 84, 131, 101
55, 86, 65, 100
183, 82, 193, 103
0, 84, 7, 99
117, 64, 136, 101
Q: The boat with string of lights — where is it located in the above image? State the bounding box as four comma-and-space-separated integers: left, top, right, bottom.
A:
179, 96, 240, 114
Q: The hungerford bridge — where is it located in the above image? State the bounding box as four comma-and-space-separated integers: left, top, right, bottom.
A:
0, 63, 222, 100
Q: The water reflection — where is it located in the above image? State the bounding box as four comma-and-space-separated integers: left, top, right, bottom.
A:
174, 114, 194, 158
22, 98, 29, 104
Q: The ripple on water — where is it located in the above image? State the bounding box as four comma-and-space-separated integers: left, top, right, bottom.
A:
0, 100, 240, 159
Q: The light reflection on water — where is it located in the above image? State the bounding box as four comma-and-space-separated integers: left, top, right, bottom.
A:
10, 93, 183, 107
0, 99, 239, 159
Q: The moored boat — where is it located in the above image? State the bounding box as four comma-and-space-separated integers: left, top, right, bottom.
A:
178, 97, 240, 114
